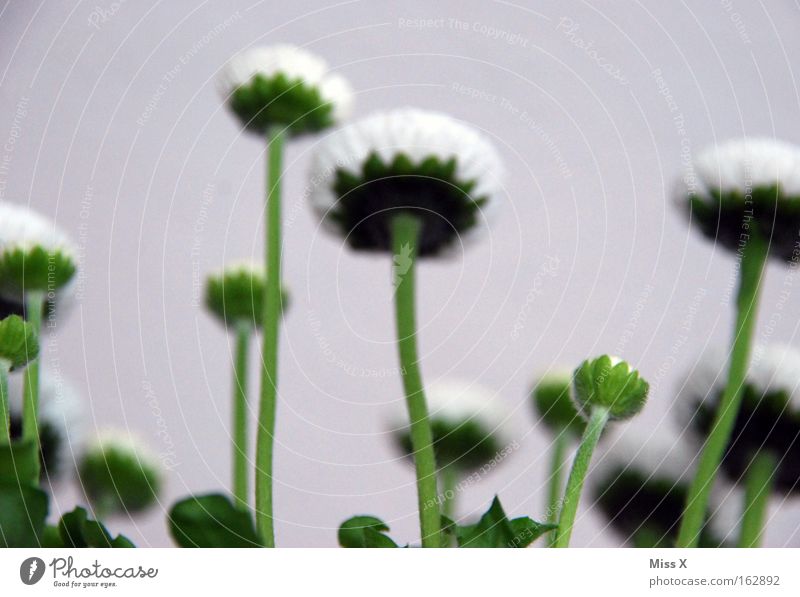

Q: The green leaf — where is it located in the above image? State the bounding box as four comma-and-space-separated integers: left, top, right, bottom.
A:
169, 493, 261, 547
338, 516, 399, 548
50, 506, 136, 548
0, 481, 48, 547
442, 497, 555, 548
56, 507, 135, 548
507, 516, 558, 548
0, 438, 39, 484
0, 314, 39, 370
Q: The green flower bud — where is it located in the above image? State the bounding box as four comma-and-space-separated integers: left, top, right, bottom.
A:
0, 314, 39, 370
78, 433, 162, 515
572, 355, 648, 420
532, 371, 586, 438
204, 263, 288, 328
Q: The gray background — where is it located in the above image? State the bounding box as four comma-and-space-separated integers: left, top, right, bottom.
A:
1, 0, 799, 547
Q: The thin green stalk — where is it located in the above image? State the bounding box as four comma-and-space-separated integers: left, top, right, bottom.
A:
554, 406, 609, 548
0, 359, 10, 443
392, 213, 442, 548
22, 291, 44, 482
677, 232, 769, 547
738, 450, 776, 548
255, 126, 285, 547
440, 467, 458, 520
546, 432, 569, 547
232, 322, 250, 509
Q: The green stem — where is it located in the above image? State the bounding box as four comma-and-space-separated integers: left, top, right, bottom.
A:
0, 359, 10, 443
546, 431, 569, 547
392, 213, 442, 548
440, 467, 458, 520
738, 450, 776, 548
232, 322, 250, 509
677, 231, 769, 547
255, 126, 284, 547
22, 291, 44, 481
554, 406, 609, 548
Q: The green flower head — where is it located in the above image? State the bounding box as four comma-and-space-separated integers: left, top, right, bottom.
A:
532, 371, 586, 438
204, 262, 287, 328
0, 314, 38, 370
572, 355, 648, 420
219, 44, 353, 136
0, 202, 77, 300
78, 433, 162, 515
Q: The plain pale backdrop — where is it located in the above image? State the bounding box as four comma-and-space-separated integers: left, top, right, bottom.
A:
1, 0, 799, 546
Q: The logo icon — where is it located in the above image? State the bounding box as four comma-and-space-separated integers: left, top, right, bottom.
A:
392, 242, 414, 296
20, 557, 45, 585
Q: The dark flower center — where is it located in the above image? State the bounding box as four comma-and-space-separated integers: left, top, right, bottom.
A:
689, 185, 800, 261
694, 385, 800, 492
330, 153, 487, 257
594, 468, 723, 547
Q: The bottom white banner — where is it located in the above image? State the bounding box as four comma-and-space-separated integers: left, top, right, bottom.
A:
0, 548, 796, 596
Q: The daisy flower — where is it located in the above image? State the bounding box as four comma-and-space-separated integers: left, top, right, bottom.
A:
591, 427, 725, 547
677, 344, 800, 546
684, 138, 800, 260
674, 139, 800, 546
8, 370, 85, 481
308, 108, 502, 547
392, 378, 510, 475
0, 202, 77, 301
219, 44, 353, 135
309, 107, 503, 256
78, 431, 163, 515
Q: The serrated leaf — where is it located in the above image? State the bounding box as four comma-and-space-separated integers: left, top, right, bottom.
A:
169, 493, 261, 548
57, 507, 134, 548
338, 515, 398, 548
442, 496, 555, 548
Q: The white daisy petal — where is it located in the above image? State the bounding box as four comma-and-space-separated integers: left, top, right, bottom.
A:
0, 202, 76, 259
688, 138, 800, 198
